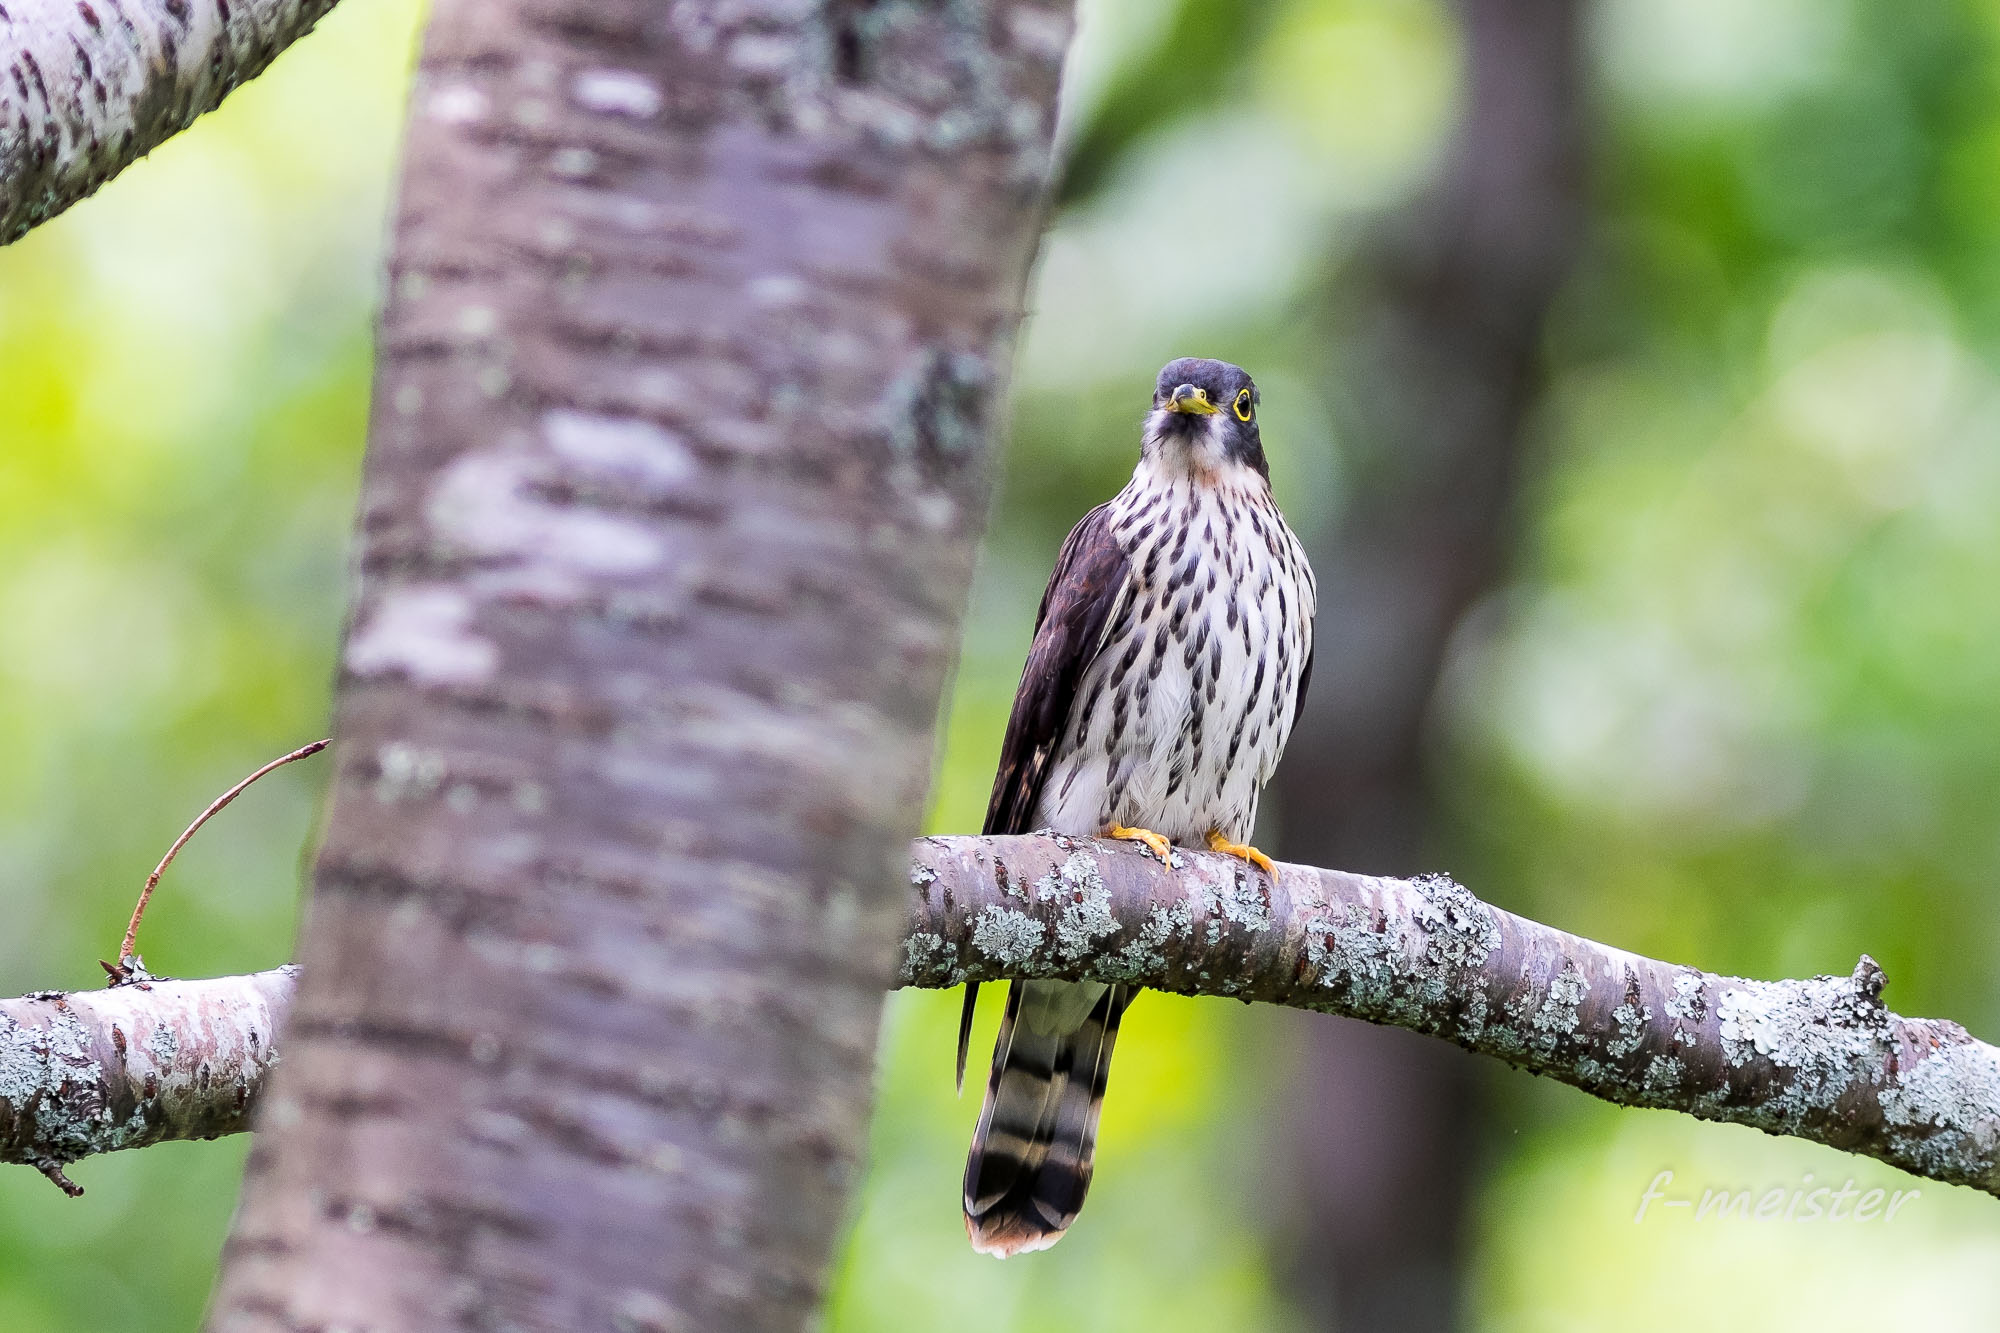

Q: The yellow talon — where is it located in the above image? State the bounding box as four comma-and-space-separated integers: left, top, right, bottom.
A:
1206, 831, 1276, 877
1109, 825, 1174, 864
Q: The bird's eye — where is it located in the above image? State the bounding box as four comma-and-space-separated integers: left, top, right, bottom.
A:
1233, 388, 1253, 422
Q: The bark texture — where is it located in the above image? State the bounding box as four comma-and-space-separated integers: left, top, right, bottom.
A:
0, 0, 340, 242
11, 836, 2000, 1202
204, 3, 1072, 1330
0, 968, 295, 1184
1267, 1, 1587, 1325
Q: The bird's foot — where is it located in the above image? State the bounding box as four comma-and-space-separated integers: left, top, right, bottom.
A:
1108, 825, 1174, 864
1206, 830, 1276, 876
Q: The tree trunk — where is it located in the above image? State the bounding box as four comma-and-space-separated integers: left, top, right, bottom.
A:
204, 2, 1072, 1329
1267, 1, 1586, 1328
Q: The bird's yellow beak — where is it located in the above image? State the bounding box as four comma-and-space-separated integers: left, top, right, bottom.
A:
1166, 384, 1221, 415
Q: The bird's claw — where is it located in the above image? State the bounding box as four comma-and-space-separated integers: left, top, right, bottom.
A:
1206, 831, 1276, 876
1108, 825, 1174, 864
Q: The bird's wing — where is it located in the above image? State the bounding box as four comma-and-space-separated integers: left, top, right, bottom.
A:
1292, 639, 1314, 736
982, 501, 1132, 838
957, 500, 1132, 1088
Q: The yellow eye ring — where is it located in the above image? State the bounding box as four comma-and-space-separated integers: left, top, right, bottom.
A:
1233, 388, 1253, 423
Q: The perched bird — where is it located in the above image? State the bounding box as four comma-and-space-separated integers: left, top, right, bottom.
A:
960, 357, 1316, 1257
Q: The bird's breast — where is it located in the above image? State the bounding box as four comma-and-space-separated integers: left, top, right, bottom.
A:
1035, 477, 1314, 846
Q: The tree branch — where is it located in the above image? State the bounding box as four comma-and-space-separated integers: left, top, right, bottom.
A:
0, 967, 295, 1187
1, 0, 340, 243
10, 835, 2000, 1200
907, 835, 2000, 1195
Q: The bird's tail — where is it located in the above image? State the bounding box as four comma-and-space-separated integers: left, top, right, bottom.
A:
963, 979, 1131, 1257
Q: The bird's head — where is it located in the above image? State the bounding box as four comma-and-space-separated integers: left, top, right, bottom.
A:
1143, 357, 1266, 482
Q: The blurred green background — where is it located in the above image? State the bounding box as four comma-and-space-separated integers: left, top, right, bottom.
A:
6, 0, 2000, 1327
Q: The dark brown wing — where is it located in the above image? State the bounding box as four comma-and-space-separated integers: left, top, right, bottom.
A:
982, 502, 1132, 837
957, 501, 1132, 1088
1292, 639, 1314, 735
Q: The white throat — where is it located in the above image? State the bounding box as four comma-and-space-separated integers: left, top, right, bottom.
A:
1141, 409, 1239, 480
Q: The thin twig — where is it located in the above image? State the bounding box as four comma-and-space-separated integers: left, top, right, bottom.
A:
33, 1159, 83, 1197
105, 739, 330, 982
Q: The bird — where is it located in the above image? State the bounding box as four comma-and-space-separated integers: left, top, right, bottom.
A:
959, 356, 1316, 1257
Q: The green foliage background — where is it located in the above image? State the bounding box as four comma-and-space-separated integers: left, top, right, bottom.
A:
4, 0, 2000, 1327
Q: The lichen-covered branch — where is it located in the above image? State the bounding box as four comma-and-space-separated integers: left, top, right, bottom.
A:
0, 0, 340, 243
8, 835, 2000, 1202
904, 834, 2000, 1197
0, 967, 295, 1188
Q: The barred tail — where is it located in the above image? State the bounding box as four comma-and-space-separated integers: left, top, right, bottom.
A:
963, 979, 1131, 1257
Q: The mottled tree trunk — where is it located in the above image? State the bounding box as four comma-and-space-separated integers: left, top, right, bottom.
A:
204, 2, 1071, 1329
1267, 1, 1586, 1328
